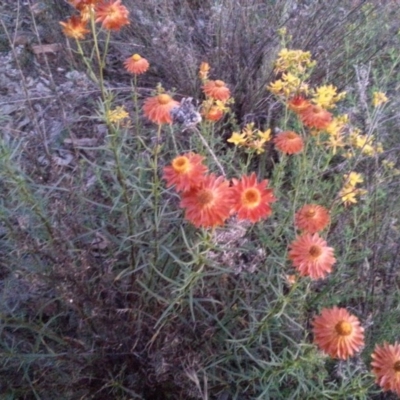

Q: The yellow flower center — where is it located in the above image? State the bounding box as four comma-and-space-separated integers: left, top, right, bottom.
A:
105, 5, 119, 18
197, 189, 214, 206
305, 208, 316, 218
215, 80, 225, 87
132, 54, 141, 61
287, 131, 297, 140
335, 320, 353, 336
172, 156, 190, 174
242, 188, 261, 208
158, 94, 172, 105
308, 245, 322, 258
394, 361, 400, 372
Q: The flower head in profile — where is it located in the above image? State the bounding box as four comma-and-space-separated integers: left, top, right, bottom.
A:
288, 95, 311, 113
202, 104, 223, 122
288, 233, 336, 279
273, 131, 304, 155
124, 54, 149, 75
295, 204, 330, 233
59, 15, 90, 39
143, 94, 179, 125
202, 80, 231, 101
199, 62, 210, 81
95, 0, 129, 30
371, 342, 400, 396
312, 307, 365, 359
180, 174, 233, 228
300, 105, 332, 130
231, 173, 276, 223
163, 153, 208, 193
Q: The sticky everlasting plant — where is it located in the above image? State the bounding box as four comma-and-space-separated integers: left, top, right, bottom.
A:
312, 307, 365, 359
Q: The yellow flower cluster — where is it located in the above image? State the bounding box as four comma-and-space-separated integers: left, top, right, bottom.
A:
312, 85, 346, 109
268, 49, 315, 98
273, 49, 316, 74
107, 106, 129, 123
227, 123, 271, 154
339, 172, 367, 206
268, 73, 309, 97
372, 91, 388, 107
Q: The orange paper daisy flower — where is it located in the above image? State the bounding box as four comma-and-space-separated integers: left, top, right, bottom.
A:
288, 95, 311, 114
203, 105, 224, 122
288, 233, 336, 279
163, 153, 208, 193
299, 104, 332, 130
95, 0, 129, 31
312, 306, 365, 360
143, 94, 179, 125
371, 342, 400, 396
124, 54, 149, 75
294, 204, 330, 233
202, 80, 231, 101
59, 15, 90, 39
273, 131, 304, 155
180, 174, 233, 228
231, 173, 276, 223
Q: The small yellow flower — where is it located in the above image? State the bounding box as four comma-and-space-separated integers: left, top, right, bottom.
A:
199, 62, 211, 81
107, 106, 129, 123
339, 185, 358, 206
227, 132, 247, 146
248, 138, 267, 154
345, 172, 364, 187
372, 91, 388, 107
214, 100, 230, 113
312, 85, 346, 109
274, 48, 315, 74
382, 160, 395, 169
257, 128, 271, 141
268, 79, 285, 95
325, 133, 345, 155
375, 142, 384, 154
325, 115, 348, 136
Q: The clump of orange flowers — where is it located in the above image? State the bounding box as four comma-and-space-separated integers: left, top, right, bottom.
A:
61, 0, 129, 38
371, 342, 400, 396
273, 131, 304, 155
312, 307, 365, 359
95, 0, 129, 30
163, 153, 208, 193
163, 153, 276, 228
294, 204, 330, 233
60, 15, 90, 39
143, 93, 179, 125
180, 174, 234, 228
124, 54, 149, 75
199, 63, 232, 122
202, 80, 231, 102
231, 173, 276, 223
288, 233, 336, 280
